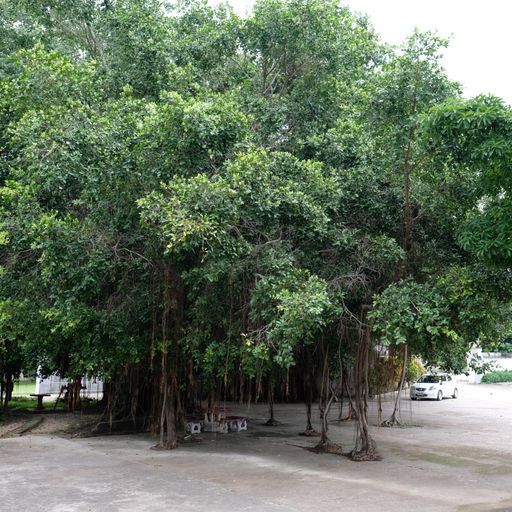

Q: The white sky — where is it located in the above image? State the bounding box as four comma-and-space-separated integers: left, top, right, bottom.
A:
211, 0, 512, 105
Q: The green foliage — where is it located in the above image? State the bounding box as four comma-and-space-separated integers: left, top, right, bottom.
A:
140, 148, 338, 376
468, 354, 500, 376
137, 91, 250, 178
244, 0, 381, 150
371, 266, 504, 373
423, 95, 512, 267
488, 337, 512, 354
369, 30, 459, 188
7, 396, 64, 410
253, 271, 332, 368
481, 371, 512, 384
406, 356, 425, 383
0, 0, 509, 420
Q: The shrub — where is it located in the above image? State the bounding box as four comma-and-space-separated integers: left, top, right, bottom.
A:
469, 354, 500, 375
406, 356, 425, 383
481, 371, 512, 383
495, 341, 512, 354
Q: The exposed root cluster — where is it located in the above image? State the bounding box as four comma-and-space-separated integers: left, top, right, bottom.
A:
380, 418, 405, 428
348, 439, 381, 461
151, 440, 178, 451
308, 440, 343, 455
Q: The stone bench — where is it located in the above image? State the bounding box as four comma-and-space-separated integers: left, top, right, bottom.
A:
225, 416, 248, 432
29, 393, 51, 412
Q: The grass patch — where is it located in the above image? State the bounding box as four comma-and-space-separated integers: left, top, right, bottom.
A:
8, 396, 62, 410
7, 396, 99, 411
481, 370, 512, 383
12, 380, 36, 396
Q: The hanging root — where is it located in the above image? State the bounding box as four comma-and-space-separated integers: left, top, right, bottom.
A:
307, 439, 343, 455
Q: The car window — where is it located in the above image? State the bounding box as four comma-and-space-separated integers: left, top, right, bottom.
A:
418, 375, 440, 383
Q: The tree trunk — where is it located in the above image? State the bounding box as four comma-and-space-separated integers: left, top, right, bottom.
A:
68, 376, 82, 412
382, 343, 408, 427
99, 381, 110, 408
339, 369, 357, 421
306, 394, 313, 431
337, 365, 344, 421
65, 376, 81, 412
310, 343, 342, 454
301, 348, 319, 436
155, 263, 178, 450
265, 377, 279, 426
350, 311, 380, 461
402, 129, 414, 257
318, 347, 329, 444
397, 89, 418, 279
5, 374, 13, 406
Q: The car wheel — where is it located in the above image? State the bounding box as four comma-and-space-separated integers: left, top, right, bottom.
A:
437, 391, 443, 401
411, 397, 417, 401
452, 388, 458, 399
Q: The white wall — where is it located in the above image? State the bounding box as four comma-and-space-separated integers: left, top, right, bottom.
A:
35, 373, 103, 396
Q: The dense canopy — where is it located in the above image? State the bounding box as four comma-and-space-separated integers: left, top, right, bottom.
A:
0, 0, 510, 457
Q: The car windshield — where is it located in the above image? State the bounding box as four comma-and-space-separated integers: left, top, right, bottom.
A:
418, 375, 442, 383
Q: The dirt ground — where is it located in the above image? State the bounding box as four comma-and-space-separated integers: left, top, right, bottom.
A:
0, 411, 101, 439
1, 383, 512, 512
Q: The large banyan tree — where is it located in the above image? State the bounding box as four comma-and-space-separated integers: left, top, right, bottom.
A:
0, 0, 510, 457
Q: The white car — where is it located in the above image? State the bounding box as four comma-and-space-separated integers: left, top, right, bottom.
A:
410, 374, 458, 401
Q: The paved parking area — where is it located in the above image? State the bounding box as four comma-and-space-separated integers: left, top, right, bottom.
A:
1, 383, 512, 512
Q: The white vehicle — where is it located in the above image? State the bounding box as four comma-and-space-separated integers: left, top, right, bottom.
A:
410, 373, 458, 401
